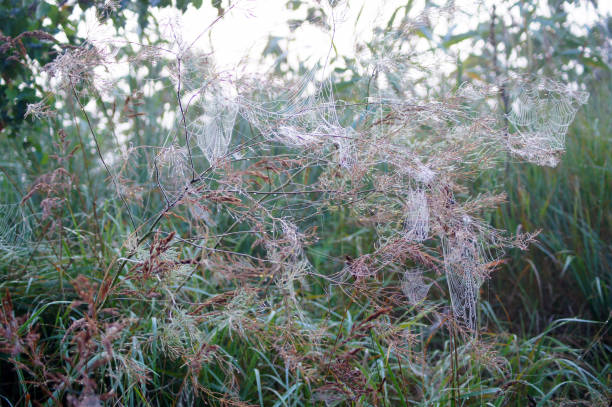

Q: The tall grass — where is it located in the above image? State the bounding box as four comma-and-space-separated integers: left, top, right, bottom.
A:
489, 75, 611, 329
0, 2, 610, 406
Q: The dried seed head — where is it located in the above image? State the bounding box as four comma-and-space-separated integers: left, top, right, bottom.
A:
24, 100, 55, 120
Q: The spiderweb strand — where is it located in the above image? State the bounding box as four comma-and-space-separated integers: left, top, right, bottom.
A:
505, 77, 589, 167
401, 267, 432, 305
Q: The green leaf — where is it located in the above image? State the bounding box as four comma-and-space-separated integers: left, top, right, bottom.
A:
176, 0, 189, 11
580, 56, 610, 71
286, 0, 301, 10
442, 31, 477, 48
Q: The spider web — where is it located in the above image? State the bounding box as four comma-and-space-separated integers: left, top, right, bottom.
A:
189, 79, 239, 165
403, 189, 429, 242
506, 77, 589, 167
401, 267, 432, 305
0, 203, 32, 255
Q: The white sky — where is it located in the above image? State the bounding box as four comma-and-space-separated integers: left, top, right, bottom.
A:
67, 0, 610, 77
151, 0, 610, 72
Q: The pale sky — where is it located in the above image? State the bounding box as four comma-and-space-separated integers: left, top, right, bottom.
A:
153, 0, 610, 72
67, 0, 609, 77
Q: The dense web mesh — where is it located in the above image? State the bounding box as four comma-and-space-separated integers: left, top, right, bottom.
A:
402, 189, 429, 242
440, 220, 498, 332
239, 65, 346, 150
0, 203, 32, 254
442, 237, 482, 332
506, 77, 589, 167
401, 268, 432, 305
155, 145, 191, 198
334, 127, 358, 170
189, 79, 239, 165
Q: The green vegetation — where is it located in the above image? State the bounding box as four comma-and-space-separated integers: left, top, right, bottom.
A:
0, 1, 609, 406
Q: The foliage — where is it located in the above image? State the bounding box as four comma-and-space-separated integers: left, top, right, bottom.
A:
0, 0, 212, 140
0, 1, 609, 406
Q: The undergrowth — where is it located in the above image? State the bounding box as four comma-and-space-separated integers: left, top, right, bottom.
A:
0, 1, 610, 406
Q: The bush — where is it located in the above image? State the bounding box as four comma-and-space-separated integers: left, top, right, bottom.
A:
0, 1, 609, 405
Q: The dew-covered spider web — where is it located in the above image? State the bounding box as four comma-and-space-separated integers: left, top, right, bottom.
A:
403, 189, 429, 242
189, 78, 239, 165
239, 63, 347, 150
0, 203, 32, 255
401, 267, 432, 305
506, 77, 589, 167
